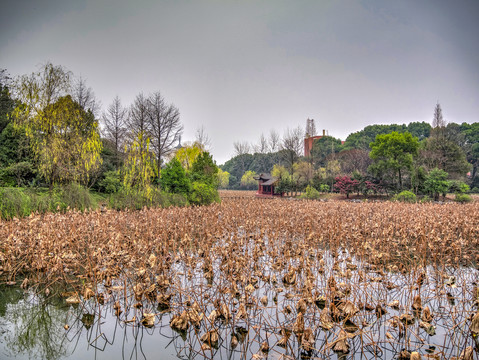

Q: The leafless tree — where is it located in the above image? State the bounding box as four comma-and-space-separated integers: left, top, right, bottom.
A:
432, 103, 446, 129
102, 96, 128, 152
431, 102, 447, 140
281, 126, 304, 174
72, 76, 101, 117
268, 129, 280, 153
281, 126, 303, 157
127, 93, 150, 143
337, 149, 372, 175
195, 126, 212, 151
147, 91, 183, 171
253, 133, 268, 154
233, 141, 251, 157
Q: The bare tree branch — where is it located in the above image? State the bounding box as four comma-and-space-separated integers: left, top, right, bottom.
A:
281, 126, 304, 174
253, 133, 268, 154
127, 92, 150, 143
147, 91, 183, 172
72, 76, 101, 117
195, 126, 212, 151
268, 129, 280, 153
233, 141, 251, 156
102, 96, 128, 152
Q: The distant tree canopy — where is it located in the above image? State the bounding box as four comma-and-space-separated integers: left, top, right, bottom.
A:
220, 114, 479, 194
310, 136, 343, 167
343, 122, 431, 150
221, 151, 284, 189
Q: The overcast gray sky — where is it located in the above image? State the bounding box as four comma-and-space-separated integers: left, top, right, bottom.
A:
1, 0, 478, 164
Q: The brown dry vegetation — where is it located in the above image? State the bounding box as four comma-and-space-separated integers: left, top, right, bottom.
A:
1, 196, 479, 359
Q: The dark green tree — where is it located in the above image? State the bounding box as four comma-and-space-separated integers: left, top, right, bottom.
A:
310, 136, 343, 167
191, 152, 219, 187
160, 157, 191, 196
458, 122, 479, 186
424, 168, 449, 201
0, 69, 16, 133
420, 136, 470, 179
407, 122, 431, 140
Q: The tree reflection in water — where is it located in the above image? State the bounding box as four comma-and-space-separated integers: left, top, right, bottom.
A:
0, 286, 69, 360
0, 285, 187, 360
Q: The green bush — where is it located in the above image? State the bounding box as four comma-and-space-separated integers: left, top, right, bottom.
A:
455, 193, 472, 203
160, 158, 191, 196
471, 187, 479, 194
98, 171, 122, 194
108, 188, 162, 210
165, 193, 189, 207
300, 185, 320, 200
392, 190, 417, 203
189, 182, 220, 205
449, 180, 469, 194
319, 184, 330, 193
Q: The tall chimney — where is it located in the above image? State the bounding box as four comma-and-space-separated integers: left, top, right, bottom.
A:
322, 129, 325, 136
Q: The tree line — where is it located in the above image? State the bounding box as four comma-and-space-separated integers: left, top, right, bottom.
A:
0, 64, 220, 207
222, 107, 478, 200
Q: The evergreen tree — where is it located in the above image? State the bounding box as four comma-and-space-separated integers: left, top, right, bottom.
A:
160, 158, 191, 196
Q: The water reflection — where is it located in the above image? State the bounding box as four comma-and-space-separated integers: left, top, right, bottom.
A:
0, 286, 68, 360
1, 248, 478, 360
0, 285, 181, 360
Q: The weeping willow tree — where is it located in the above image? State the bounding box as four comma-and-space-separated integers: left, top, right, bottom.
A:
12, 63, 102, 187
122, 131, 157, 198
175, 141, 203, 171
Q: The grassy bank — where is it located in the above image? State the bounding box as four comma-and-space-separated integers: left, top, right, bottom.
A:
0, 185, 190, 220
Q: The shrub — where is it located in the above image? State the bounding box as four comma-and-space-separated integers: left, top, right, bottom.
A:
165, 193, 189, 207
98, 171, 122, 194
319, 184, 330, 193
300, 185, 320, 200
109, 188, 165, 210
334, 176, 360, 198
189, 182, 220, 205
455, 193, 472, 203
471, 187, 479, 194
449, 180, 469, 194
393, 190, 416, 203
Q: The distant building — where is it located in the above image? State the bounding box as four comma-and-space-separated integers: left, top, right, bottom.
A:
304, 129, 327, 157
253, 173, 283, 198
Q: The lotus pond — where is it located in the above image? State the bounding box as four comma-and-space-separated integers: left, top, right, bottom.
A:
0, 196, 478, 359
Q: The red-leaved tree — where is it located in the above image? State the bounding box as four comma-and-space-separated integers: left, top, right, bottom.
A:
334, 176, 360, 198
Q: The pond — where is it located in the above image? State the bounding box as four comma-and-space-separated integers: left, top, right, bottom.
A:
0, 284, 189, 360
1, 200, 479, 359
1, 247, 478, 360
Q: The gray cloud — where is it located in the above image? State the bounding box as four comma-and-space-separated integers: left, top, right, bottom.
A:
1, 0, 478, 164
